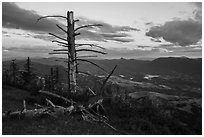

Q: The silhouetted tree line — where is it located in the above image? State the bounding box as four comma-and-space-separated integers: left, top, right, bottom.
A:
2, 57, 60, 93
2, 57, 113, 102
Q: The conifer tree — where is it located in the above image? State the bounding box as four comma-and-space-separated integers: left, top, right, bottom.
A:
9, 59, 18, 85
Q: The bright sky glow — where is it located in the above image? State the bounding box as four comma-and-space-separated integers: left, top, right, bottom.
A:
2, 2, 202, 60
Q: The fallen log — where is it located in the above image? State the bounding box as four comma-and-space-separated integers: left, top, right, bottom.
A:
3, 89, 123, 134
38, 90, 76, 104
45, 98, 75, 117
3, 100, 75, 120
3, 108, 52, 120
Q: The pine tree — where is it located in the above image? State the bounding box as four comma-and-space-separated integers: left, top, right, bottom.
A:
22, 57, 32, 85
9, 59, 18, 85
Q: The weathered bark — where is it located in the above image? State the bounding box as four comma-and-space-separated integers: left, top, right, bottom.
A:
68, 11, 77, 93
3, 106, 74, 120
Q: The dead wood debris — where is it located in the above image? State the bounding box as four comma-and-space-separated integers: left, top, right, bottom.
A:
3, 65, 119, 133
2, 90, 118, 133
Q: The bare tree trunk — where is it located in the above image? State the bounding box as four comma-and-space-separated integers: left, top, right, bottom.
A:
66, 11, 71, 93
68, 11, 77, 93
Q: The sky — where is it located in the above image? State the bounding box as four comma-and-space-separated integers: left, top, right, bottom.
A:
2, 2, 202, 60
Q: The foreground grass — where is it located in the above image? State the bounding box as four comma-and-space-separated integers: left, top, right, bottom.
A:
3, 116, 117, 135
2, 85, 201, 135
2, 85, 117, 135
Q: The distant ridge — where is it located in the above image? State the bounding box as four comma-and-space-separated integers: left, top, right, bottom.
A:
3, 57, 201, 79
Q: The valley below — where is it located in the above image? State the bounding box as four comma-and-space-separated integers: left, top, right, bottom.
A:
2, 57, 202, 134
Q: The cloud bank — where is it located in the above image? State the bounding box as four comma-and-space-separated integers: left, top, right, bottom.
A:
2, 2, 139, 43
146, 19, 202, 46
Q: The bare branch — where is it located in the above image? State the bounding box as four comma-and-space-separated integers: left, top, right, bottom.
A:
93, 45, 106, 50
46, 98, 56, 107
51, 50, 71, 58
88, 108, 108, 121
103, 121, 118, 132
56, 24, 67, 34
75, 44, 106, 50
49, 52, 69, 55
34, 103, 44, 109
74, 19, 79, 23
88, 88, 96, 96
76, 49, 107, 55
76, 59, 108, 73
38, 90, 75, 104
75, 24, 103, 31
52, 40, 68, 45
48, 33, 67, 41
100, 65, 117, 94
74, 33, 80, 37
35, 15, 67, 24
77, 71, 92, 76
53, 49, 68, 52
57, 44, 68, 48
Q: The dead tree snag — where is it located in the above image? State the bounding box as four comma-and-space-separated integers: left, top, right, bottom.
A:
36, 11, 106, 94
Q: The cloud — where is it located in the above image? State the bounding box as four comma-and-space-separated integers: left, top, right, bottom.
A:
76, 17, 140, 33
76, 28, 135, 43
146, 19, 202, 46
76, 29, 106, 42
117, 26, 140, 32
100, 33, 134, 43
183, 48, 202, 53
159, 43, 175, 47
4, 35, 11, 37
2, 2, 64, 34
145, 22, 153, 26
102, 45, 201, 59
100, 33, 129, 38
2, 30, 11, 37
157, 42, 202, 56
137, 45, 151, 48
32, 34, 54, 41
150, 38, 161, 43
2, 31, 8, 34
154, 47, 173, 53
103, 47, 173, 59
108, 38, 134, 43
2, 2, 138, 43
192, 2, 202, 23
74, 17, 139, 43
3, 45, 52, 53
